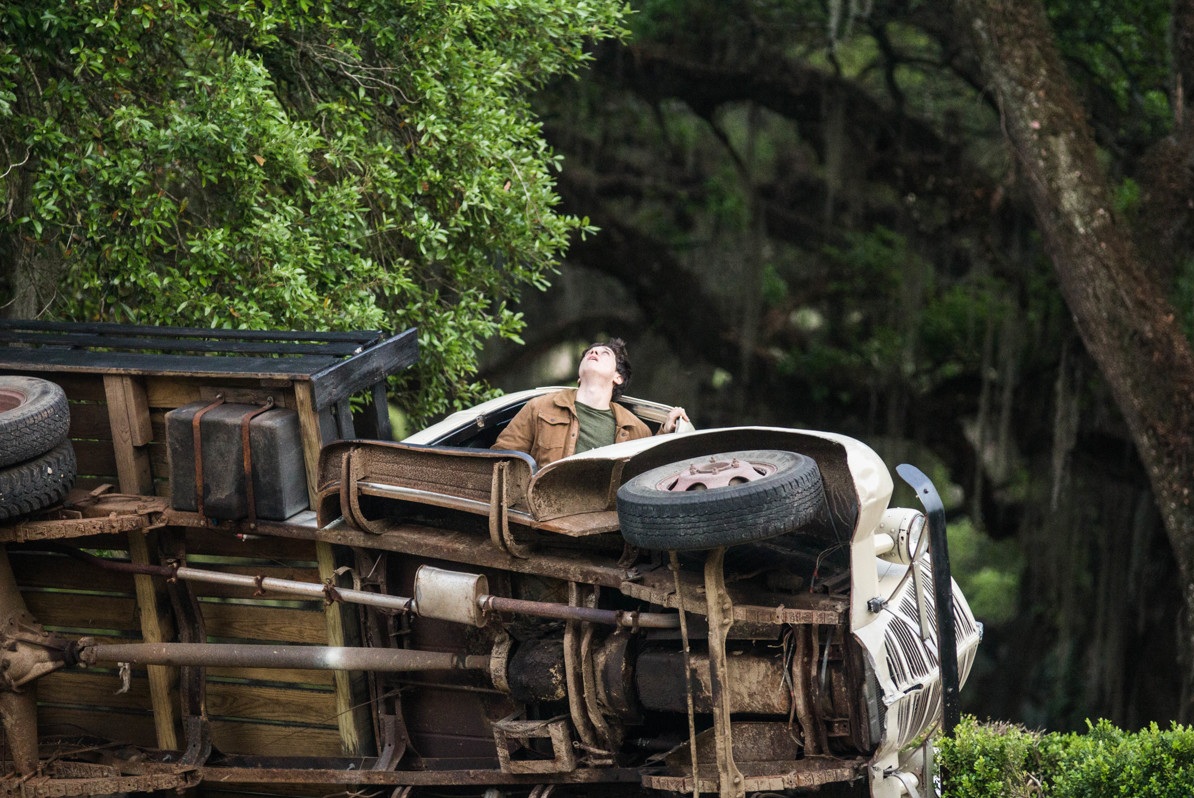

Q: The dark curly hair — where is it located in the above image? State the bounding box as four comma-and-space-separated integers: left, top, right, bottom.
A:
583, 338, 632, 400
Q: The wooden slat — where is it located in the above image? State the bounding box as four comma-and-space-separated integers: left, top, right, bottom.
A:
38, 705, 158, 747
115, 376, 153, 446
0, 319, 381, 344
370, 380, 392, 439
38, 669, 152, 712
145, 377, 205, 409
185, 528, 319, 562
40, 679, 342, 757
144, 377, 298, 412
72, 439, 120, 479
209, 719, 344, 757
199, 601, 328, 644
308, 329, 417, 411
148, 440, 169, 475
0, 348, 341, 378
293, 382, 325, 511
75, 475, 119, 493
68, 401, 114, 439
208, 666, 334, 688
0, 331, 368, 357
318, 542, 369, 757
11, 551, 135, 594
25, 592, 141, 635
39, 707, 343, 759
206, 682, 339, 727
129, 529, 180, 750
10, 372, 108, 402
104, 375, 155, 494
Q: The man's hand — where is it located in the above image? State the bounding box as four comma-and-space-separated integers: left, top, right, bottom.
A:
661, 406, 690, 434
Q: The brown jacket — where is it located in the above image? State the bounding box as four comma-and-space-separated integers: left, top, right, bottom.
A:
492, 389, 651, 466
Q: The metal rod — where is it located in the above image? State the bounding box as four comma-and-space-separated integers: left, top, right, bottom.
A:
482, 595, 679, 628
81, 642, 489, 672
0, 547, 40, 775
54, 545, 417, 611
897, 463, 961, 735
57, 546, 678, 628
175, 566, 415, 612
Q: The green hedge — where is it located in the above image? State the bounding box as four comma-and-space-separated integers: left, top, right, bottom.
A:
937, 716, 1194, 797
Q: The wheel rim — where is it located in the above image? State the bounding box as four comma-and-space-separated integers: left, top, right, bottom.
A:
0, 388, 26, 415
654, 456, 776, 492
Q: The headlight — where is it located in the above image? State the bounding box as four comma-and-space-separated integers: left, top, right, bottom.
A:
874, 508, 926, 564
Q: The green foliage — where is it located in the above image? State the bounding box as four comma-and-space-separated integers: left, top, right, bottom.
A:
938, 717, 1053, 798
1113, 177, 1141, 218
779, 226, 929, 400
1045, 0, 1172, 146
1175, 258, 1194, 343
760, 263, 788, 306
946, 518, 1022, 625
939, 717, 1194, 797
0, 0, 629, 421
1051, 720, 1194, 798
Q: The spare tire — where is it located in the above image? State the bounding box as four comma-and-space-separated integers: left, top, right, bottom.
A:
0, 376, 71, 468
616, 450, 827, 551
0, 440, 77, 520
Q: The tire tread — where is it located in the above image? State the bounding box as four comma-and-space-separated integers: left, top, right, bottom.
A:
0, 440, 77, 520
0, 377, 71, 467
617, 450, 827, 550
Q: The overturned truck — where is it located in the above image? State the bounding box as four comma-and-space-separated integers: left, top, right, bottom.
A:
0, 321, 980, 798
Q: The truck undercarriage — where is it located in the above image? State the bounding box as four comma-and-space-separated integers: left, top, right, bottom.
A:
0, 321, 980, 798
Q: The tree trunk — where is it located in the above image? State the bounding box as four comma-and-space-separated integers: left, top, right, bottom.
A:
957, 0, 1194, 715
0, 163, 64, 319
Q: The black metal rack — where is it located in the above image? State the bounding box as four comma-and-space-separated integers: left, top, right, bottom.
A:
0, 319, 418, 442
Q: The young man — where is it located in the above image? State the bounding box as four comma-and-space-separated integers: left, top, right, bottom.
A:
493, 338, 688, 466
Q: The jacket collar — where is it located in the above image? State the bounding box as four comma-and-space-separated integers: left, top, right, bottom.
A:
553, 388, 638, 430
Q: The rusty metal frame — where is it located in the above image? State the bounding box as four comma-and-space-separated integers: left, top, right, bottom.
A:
1, 769, 202, 797
239, 397, 276, 529
1, 758, 649, 795
159, 529, 212, 768
0, 493, 168, 544
703, 547, 744, 798
492, 714, 577, 775
563, 582, 604, 763
490, 461, 533, 559
189, 396, 226, 522
0, 549, 41, 777
352, 547, 414, 773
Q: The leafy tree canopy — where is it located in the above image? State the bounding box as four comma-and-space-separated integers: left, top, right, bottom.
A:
0, 0, 629, 420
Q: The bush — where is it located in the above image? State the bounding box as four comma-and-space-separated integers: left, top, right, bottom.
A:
938, 716, 1194, 797
1050, 719, 1194, 798
937, 716, 1054, 797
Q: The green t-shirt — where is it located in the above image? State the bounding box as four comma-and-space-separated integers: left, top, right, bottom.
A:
574, 400, 617, 455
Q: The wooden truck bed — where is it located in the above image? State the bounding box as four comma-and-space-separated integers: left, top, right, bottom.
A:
0, 320, 417, 795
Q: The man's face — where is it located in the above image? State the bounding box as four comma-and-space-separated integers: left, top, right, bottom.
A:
578, 345, 623, 387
